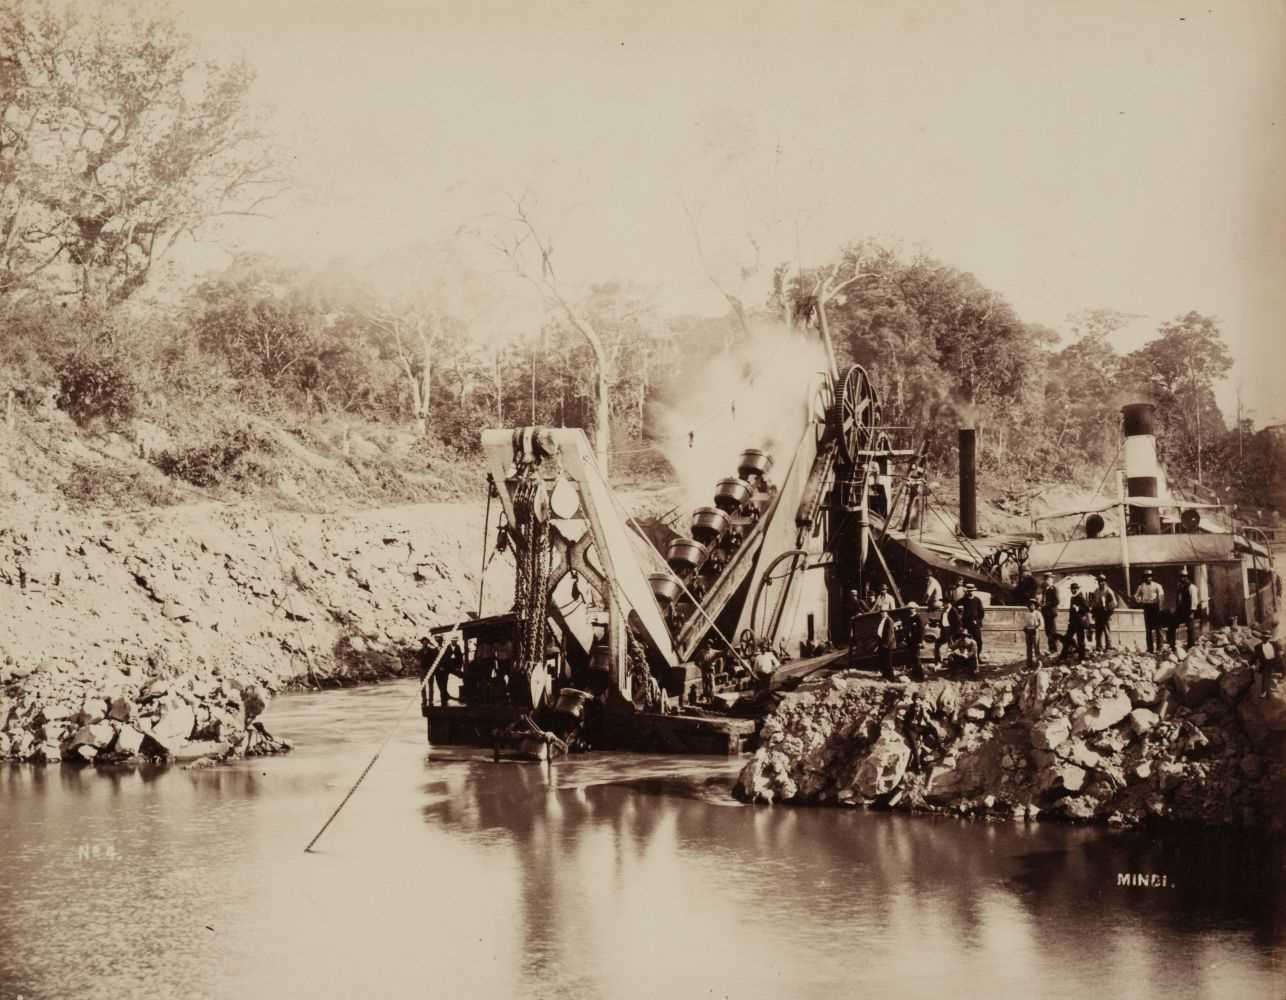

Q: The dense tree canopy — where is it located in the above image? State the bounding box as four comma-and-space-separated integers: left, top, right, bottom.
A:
0, 0, 282, 306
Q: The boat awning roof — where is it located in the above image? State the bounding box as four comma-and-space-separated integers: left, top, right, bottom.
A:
1025, 532, 1266, 572
1038, 497, 1224, 520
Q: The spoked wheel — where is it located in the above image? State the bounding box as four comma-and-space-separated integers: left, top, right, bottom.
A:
828, 365, 880, 465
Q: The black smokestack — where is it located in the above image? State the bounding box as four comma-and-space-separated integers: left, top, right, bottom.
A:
1121, 402, 1161, 535
958, 428, 977, 539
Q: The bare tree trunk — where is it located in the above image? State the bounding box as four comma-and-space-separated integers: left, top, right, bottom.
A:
417, 328, 432, 436
494, 348, 503, 425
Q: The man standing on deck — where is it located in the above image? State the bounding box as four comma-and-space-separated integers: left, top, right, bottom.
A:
960, 582, 986, 656
876, 610, 898, 680
1040, 575, 1061, 654
935, 597, 963, 665
904, 604, 927, 681
1059, 583, 1089, 662
873, 583, 897, 613
1090, 574, 1116, 652
1172, 568, 1199, 649
923, 573, 943, 611
1022, 599, 1043, 669
1134, 569, 1164, 652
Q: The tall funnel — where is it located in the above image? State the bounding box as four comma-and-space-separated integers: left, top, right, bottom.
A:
1121, 402, 1162, 534
958, 428, 977, 539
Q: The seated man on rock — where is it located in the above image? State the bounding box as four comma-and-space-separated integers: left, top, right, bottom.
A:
945, 633, 979, 679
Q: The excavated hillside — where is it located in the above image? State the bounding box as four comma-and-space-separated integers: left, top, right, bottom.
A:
0, 500, 515, 764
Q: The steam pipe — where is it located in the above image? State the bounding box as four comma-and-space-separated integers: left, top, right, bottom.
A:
958, 428, 977, 539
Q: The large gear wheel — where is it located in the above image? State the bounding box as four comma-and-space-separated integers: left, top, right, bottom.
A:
827, 364, 880, 465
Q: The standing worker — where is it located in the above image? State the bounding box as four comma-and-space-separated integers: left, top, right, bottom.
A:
923, 573, 943, 611
1133, 569, 1165, 653
873, 583, 897, 613
960, 582, 986, 657
900, 457, 927, 531
1090, 574, 1116, 652
903, 604, 927, 681
1040, 575, 1061, 655
1172, 568, 1199, 650
935, 598, 962, 665
1060, 582, 1089, 662
876, 609, 898, 680
1022, 599, 1042, 669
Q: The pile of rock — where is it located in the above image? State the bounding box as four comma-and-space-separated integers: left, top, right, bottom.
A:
735, 626, 1285, 830
0, 660, 291, 767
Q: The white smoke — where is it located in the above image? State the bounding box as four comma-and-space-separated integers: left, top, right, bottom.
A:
652, 320, 831, 515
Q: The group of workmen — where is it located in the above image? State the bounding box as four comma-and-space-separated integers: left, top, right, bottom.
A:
850, 564, 1211, 682
1024, 573, 1119, 667
1024, 567, 1203, 665
847, 577, 987, 682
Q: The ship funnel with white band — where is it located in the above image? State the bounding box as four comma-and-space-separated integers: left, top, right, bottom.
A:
1121, 402, 1162, 535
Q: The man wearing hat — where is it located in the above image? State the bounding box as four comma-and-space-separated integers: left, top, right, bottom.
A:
1039, 574, 1061, 654
873, 582, 897, 613
1171, 568, 1200, 649
1089, 574, 1117, 652
1060, 582, 1089, 662
1022, 598, 1043, 669
960, 582, 986, 657
1133, 570, 1165, 652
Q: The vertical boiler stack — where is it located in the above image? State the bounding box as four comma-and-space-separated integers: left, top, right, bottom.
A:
958, 428, 977, 539
1121, 402, 1162, 535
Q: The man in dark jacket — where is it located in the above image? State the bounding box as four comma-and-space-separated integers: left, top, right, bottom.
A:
1170, 568, 1199, 649
961, 582, 986, 656
934, 599, 963, 665
1089, 574, 1116, 652
903, 604, 927, 681
1060, 583, 1089, 662
1040, 575, 1061, 654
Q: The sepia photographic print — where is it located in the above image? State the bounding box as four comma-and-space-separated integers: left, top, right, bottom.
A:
1, 1, 1283, 997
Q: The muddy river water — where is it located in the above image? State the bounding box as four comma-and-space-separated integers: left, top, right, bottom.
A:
1, 680, 1281, 999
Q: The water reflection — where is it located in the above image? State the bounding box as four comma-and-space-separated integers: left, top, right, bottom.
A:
0, 681, 1281, 1000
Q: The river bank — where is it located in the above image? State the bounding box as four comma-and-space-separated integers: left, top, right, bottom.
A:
0, 500, 512, 765
736, 627, 1286, 830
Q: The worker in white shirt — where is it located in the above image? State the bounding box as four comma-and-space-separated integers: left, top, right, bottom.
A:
1133, 569, 1165, 653
923, 573, 943, 611
872, 583, 897, 613
1022, 599, 1043, 669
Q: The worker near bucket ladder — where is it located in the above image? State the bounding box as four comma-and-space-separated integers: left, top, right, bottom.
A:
876, 610, 897, 680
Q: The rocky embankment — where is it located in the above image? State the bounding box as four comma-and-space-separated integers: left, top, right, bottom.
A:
736, 627, 1286, 830
0, 501, 511, 765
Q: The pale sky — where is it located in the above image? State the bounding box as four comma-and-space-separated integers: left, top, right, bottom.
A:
174, 0, 1286, 424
